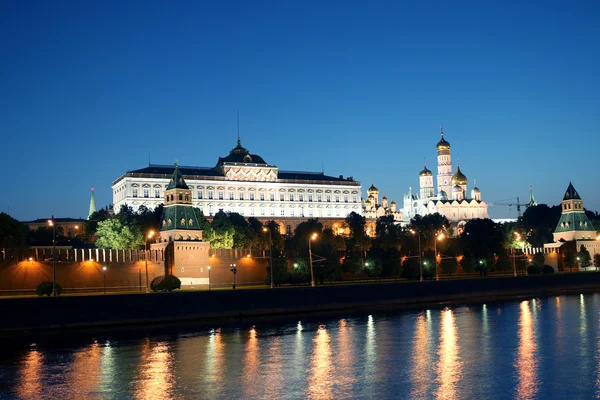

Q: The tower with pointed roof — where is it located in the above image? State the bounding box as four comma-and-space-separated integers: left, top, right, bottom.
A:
552, 182, 596, 242
88, 187, 97, 219
436, 125, 453, 197
158, 161, 205, 243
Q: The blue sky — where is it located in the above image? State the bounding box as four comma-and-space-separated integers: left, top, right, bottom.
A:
1, 0, 599, 221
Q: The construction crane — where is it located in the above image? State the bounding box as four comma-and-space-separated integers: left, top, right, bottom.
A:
490, 186, 537, 219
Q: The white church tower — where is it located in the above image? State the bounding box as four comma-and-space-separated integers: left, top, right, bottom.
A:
419, 159, 434, 199
436, 126, 453, 197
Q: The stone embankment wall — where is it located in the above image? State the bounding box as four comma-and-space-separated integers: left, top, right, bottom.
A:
2, 272, 600, 334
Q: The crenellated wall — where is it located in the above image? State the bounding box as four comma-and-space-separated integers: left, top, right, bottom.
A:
0, 248, 270, 294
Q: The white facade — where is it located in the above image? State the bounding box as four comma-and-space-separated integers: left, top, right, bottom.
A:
112, 140, 362, 220
402, 128, 489, 225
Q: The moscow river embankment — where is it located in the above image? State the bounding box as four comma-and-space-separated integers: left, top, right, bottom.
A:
2, 272, 600, 335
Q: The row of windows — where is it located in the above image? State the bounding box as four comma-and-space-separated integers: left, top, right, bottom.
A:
198, 205, 352, 218
198, 190, 357, 203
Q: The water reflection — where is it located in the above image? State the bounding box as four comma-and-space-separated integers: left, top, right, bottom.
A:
335, 319, 356, 392
134, 340, 176, 400
16, 349, 44, 399
243, 327, 259, 398
411, 312, 432, 398
66, 341, 102, 397
203, 330, 226, 398
308, 325, 332, 399
435, 308, 462, 400
515, 301, 538, 400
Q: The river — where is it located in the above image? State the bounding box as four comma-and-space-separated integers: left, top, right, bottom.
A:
1, 293, 599, 399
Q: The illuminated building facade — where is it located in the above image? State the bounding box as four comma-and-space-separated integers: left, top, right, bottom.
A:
112, 139, 362, 235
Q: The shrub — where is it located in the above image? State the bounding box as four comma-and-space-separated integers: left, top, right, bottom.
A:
150, 275, 181, 292
36, 281, 63, 296
542, 265, 555, 274
527, 265, 540, 275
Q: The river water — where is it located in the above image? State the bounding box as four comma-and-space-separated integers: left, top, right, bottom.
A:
1, 293, 599, 399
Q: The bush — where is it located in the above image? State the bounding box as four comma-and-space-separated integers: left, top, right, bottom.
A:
150, 275, 181, 292
36, 281, 63, 296
527, 265, 540, 275
542, 265, 555, 274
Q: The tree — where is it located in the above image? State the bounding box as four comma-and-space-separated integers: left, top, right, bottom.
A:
342, 256, 363, 281
410, 213, 449, 244
563, 251, 575, 272
208, 210, 235, 249
594, 254, 600, 272
459, 254, 475, 273
460, 219, 503, 275
577, 245, 592, 269
0, 213, 28, 248
86, 207, 111, 236
521, 204, 562, 247
375, 215, 400, 250
95, 219, 144, 250
402, 257, 420, 280
345, 211, 366, 238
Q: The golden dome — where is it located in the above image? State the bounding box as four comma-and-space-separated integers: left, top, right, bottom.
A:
436, 133, 451, 151
451, 166, 467, 186
419, 165, 432, 176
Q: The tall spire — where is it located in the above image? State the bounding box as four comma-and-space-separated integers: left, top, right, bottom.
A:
237, 109, 241, 146
440, 124, 444, 138
88, 187, 97, 219
527, 185, 538, 207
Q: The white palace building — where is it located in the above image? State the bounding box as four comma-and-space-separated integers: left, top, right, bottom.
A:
402, 127, 489, 227
112, 139, 362, 235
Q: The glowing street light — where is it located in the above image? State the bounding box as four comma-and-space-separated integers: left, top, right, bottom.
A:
144, 230, 155, 293
102, 265, 108, 294
208, 266, 211, 291
409, 229, 423, 282
434, 232, 445, 281
48, 216, 57, 297
309, 233, 318, 287
263, 226, 274, 288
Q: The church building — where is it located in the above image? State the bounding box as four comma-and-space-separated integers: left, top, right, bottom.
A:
402, 127, 489, 227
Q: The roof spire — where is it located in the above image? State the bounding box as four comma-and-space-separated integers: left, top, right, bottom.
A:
527, 185, 538, 207
424, 157, 427, 168
88, 187, 97, 219
237, 110, 241, 146
440, 124, 444, 138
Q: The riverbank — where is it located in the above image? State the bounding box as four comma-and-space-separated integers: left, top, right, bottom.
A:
2, 272, 599, 335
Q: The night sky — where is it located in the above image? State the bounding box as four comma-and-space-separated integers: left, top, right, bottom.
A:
2, 1, 599, 221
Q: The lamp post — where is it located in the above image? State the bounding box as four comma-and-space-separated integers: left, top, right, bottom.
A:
145, 230, 155, 293
208, 266, 211, 291
309, 233, 318, 286
48, 216, 57, 297
410, 229, 422, 282
102, 266, 107, 294
434, 232, 445, 281
230, 263, 237, 289
263, 227, 274, 288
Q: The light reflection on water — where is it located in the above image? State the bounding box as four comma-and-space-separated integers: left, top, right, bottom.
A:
515, 300, 538, 400
3, 293, 600, 399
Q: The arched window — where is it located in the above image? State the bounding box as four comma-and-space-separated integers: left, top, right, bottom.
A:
188, 219, 193, 226
180, 218, 185, 225
179, 194, 183, 201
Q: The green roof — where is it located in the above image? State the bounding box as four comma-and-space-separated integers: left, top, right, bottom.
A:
563, 182, 581, 200
166, 163, 189, 190
160, 206, 204, 232
554, 212, 595, 233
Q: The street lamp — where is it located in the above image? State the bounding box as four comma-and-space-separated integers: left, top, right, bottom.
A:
309, 233, 318, 287
145, 230, 155, 293
102, 266, 108, 294
263, 227, 274, 288
207, 266, 211, 291
409, 229, 423, 282
230, 263, 237, 289
434, 232, 445, 281
48, 216, 57, 297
